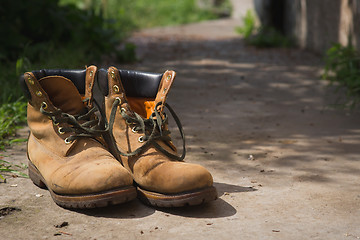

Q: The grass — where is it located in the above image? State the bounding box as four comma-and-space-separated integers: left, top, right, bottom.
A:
0, 158, 28, 182
0, 98, 28, 149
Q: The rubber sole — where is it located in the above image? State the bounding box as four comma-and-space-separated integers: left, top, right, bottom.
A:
137, 186, 218, 208
28, 161, 137, 209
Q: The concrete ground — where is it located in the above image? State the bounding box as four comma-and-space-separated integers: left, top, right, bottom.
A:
1, 19, 360, 240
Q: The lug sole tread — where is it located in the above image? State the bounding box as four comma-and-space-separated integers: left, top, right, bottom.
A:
136, 186, 218, 208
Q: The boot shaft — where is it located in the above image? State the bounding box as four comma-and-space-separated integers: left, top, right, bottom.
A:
93, 66, 182, 156
21, 66, 103, 156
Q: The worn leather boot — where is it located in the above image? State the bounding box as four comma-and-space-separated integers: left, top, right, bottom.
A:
96, 66, 217, 207
21, 67, 137, 208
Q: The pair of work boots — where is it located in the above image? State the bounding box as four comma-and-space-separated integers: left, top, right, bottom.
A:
20, 66, 217, 209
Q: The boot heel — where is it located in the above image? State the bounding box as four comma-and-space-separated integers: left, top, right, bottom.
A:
28, 161, 47, 189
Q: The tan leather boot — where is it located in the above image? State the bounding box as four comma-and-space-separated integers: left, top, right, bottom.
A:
98, 66, 217, 207
21, 67, 137, 208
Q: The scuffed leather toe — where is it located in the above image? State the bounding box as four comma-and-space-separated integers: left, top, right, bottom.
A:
135, 161, 213, 194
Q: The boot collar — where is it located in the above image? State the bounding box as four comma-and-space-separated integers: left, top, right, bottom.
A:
23, 72, 56, 112
84, 65, 97, 107
154, 70, 176, 112
103, 66, 176, 110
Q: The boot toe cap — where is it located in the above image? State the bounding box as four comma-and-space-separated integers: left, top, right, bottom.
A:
138, 162, 214, 194
51, 156, 133, 195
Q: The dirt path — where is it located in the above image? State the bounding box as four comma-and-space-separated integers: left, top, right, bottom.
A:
1, 19, 360, 240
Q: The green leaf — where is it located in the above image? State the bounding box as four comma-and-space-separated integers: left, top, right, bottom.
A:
9, 138, 28, 144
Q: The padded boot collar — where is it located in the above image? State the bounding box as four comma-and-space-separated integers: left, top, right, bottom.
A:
32, 69, 87, 94
96, 67, 163, 98
20, 67, 92, 102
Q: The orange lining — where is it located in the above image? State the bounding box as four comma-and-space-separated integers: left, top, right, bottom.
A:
127, 97, 155, 118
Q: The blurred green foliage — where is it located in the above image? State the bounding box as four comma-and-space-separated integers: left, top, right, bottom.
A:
0, 0, 221, 150
0, 0, 131, 105
235, 10, 256, 39
0, 0, 125, 64
323, 43, 360, 109
113, 0, 217, 29
236, 10, 293, 48
61, 0, 218, 29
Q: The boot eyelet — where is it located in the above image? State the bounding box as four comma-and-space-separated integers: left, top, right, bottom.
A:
64, 138, 73, 144
53, 120, 59, 126
132, 127, 138, 133
138, 136, 145, 143
36, 91, 43, 97
27, 74, 35, 85
115, 97, 122, 105
89, 70, 94, 77
58, 127, 65, 134
113, 85, 120, 93
41, 102, 48, 109
121, 107, 126, 113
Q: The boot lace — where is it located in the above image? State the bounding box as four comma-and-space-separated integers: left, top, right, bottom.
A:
40, 102, 105, 144
108, 99, 186, 161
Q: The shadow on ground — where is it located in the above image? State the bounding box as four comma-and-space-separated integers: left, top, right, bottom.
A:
75, 182, 253, 219
75, 199, 155, 219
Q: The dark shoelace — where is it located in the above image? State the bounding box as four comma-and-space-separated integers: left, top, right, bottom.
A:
108, 99, 186, 161
40, 102, 105, 144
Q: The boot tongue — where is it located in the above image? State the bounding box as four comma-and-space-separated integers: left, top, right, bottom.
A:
39, 76, 86, 115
